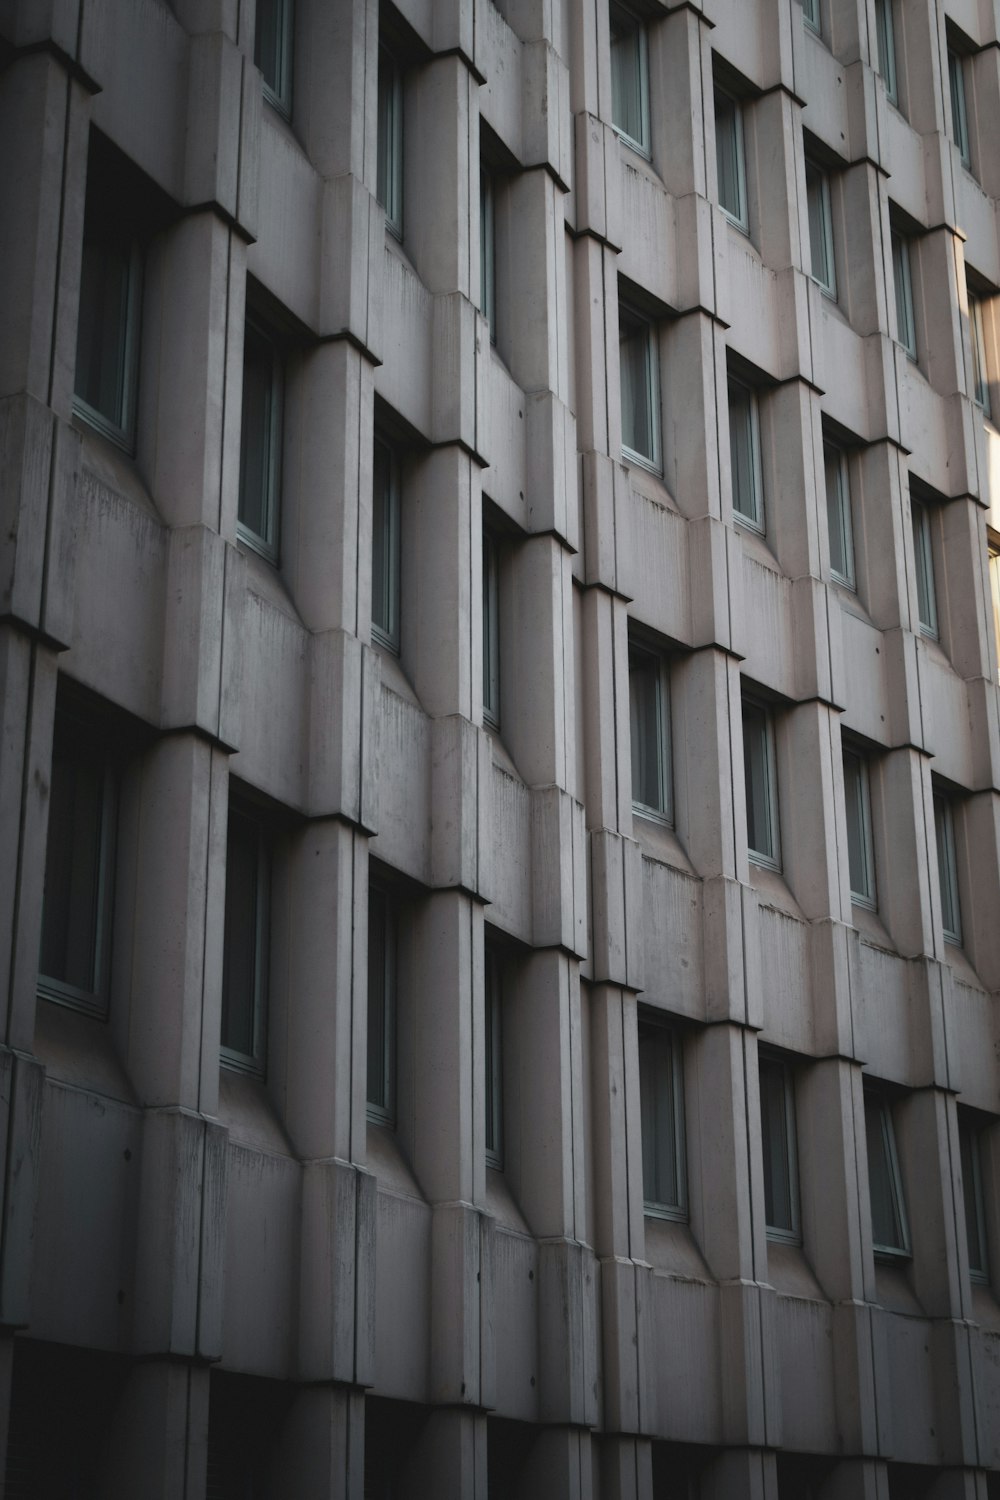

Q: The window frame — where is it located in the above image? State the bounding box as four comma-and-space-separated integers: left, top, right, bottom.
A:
742, 695, 781, 871
377, 40, 404, 238
728, 376, 765, 532
619, 299, 661, 473
805, 158, 837, 299
73, 223, 142, 454
959, 1114, 989, 1284
237, 316, 284, 565
220, 802, 271, 1078
758, 1052, 801, 1245
802, 0, 821, 36
910, 495, 938, 639
842, 743, 877, 909
609, 1, 651, 158
482, 528, 501, 730
874, 0, 898, 105
714, 86, 749, 233
485, 942, 504, 1169
864, 1090, 911, 1261
988, 535, 1000, 685
480, 162, 497, 346
638, 1013, 687, 1221
933, 789, 962, 946
372, 436, 401, 653
948, 45, 971, 170
628, 640, 673, 826
366, 883, 397, 1128
969, 289, 992, 417
255, 0, 294, 118
891, 228, 917, 360
824, 437, 855, 588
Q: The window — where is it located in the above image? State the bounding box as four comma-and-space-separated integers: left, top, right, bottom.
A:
377, 42, 403, 236
891, 229, 916, 359
824, 438, 855, 587
864, 1091, 910, 1258
221, 802, 270, 1076
610, 2, 650, 155
933, 789, 962, 945
372, 438, 400, 651
742, 697, 780, 869
483, 528, 500, 729
480, 163, 496, 344
715, 88, 748, 231
959, 1115, 989, 1282
948, 46, 971, 168
910, 496, 938, 638
638, 1016, 686, 1219
38, 725, 117, 1019
802, 0, 821, 35
485, 943, 503, 1168
255, 0, 293, 116
367, 885, 396, 1126
759, 1054, 799, 1242
728, 376, 764, 530
238, 318, 283, 562
874, 0, 897, 104
806, 159, 836, 297
842, 745, 876, 907
989, 537, 1000, 684
629, 641, 672, 823
74, 161, 142, 451
619, 301, 660, 471
969, 289, 991, 416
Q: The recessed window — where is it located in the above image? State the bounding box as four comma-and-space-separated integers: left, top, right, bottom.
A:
483, 528, 501, 729
933, 789, 962, 945
742, 696, 780, 869
891, 229, 917, 359
948, 46, 971, 169
969, 290, 992, 417
629, 641, 672, 824
759, 1054, 800, 1243
638, 1016, 686, 1219
729, 376, 764, 531
480, 163, 496, 345
824, 438, 855, 588
715, 87, 748, 231
864, 1091, 910, 1259
74, 174, 142, 453
238, 318, 283, 563
619, 301, 661, 472
372, 437, 400, 652
874, 0, 897, 104
910, 496, 938, 639
255, 0, 294, 116
988, 539, 1000, 684
38, 726, 117, 1019
377, 42, 403, 236
842, 745, 876, 908
959, 1114, 989, 1283
802, 0, 821, 35
610, 2, 650, 155
367, 884, 396, 1127
805, 159, 836, 298
221, 802, 271, 1077
485, 942, 503, 1168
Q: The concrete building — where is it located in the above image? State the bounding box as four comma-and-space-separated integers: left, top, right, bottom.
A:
2, 0, 1000, 1493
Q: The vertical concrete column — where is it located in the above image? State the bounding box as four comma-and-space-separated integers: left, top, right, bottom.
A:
920, 229, 967, 401
748, 89, 801, 276
572, 237, 617, 460
275, 1386, 366, 1500
960, 790, 1000, 991
877, 748, 936, 958
505, 534, 576, 790
403, 1408, 488, 1499
779, 701, 845, 923
765, 381, 822, 582
852, 444, 909, 634
940, 496, 994, 680
579, 589, 631, 833
566, 0, 610, 121
699, 1446, 778, 1500
662, 312, 723, 525
103, 1362, 210, 1500
598, 1434, 653, 1500
821, 1459, 891, 1499
838, 162, 888, 336
647, 7, 708, 201
407, 54, 478, 300
295, 0, 374, 184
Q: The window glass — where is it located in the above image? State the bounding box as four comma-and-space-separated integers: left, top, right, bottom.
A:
610, 3, 650, 154
864, 1093, 910, 1257
367, 886, 396, 1124
221, 804, 270, 1075
874, 0, 897, 104
238, 320, 282, 561
74, 204, 141, 449
742, 698, 779, 868
629, 643, 672, 822
255, 0, 293, 115
485, 944, 503, 1168
729, 378, 764, 530
933, 791, 962, 944
638, 1019, 686, 1217
372, 438, 400, 651
959, 1117, 989, 1281
483, 529, 501, 729
715, 89, 747, 230
480, 164, 496, 344
759, 1055, 799, 1240
891, 230, 916, 358
948, 47, 970, 168
378, 43, 403, 235
843, 746, 876, 906
969, 291, 991, 416
910, 497, 938, 638
824, 439, 854, 587
802, 0, 820, 34
806, 160, 836, 296
619, 303, 660, 470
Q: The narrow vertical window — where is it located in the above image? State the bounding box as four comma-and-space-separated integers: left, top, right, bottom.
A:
806, 159, 836, 298
910, 497, 938, 638
255, 0, 294, 116
715, 88, 748, 231
824, 438, 855, 587
619, 302, 660, 471
629, 642, 672, 823
485, 943, 503, 1168
948, 47, 971, 169
729, 377, 764, 531
842, 745, 876, 907
483, 529, 500, 729
638, 1017, 686, 1219
988, 541, 1000, 684
933, 790, 962, 945
959, 1115, 989, 1282
372, 438, 400, 652
377, 42, 403, 236
874, 0, 897, 105
742, 697, 780, 869
864, 1092, 910, 1258
891, 229, 916, 358
367, 885, 396, 1126
759, 1054, 800, 1242
238, 319, 283, 562
221, 803, 270, 1077
74, 169, 142, 452
802, 0, 821, 35
610, 2, 650, 155
969, 290, 991, 416
480, 164, 496, 345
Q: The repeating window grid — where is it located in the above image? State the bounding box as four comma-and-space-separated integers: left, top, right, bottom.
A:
372, 438, 400, 653
802, 0, 821, 35
842, 746, 877, 908
485, 946, 503, 1169
378, 43, 403, 237
220, 807, 271, 1078
366, 886, 396, 1127
729, 377, 765, 532
610, 2, 650, 157
619, 302, 661, 473
482, 530, 501, 729
959, 1117, 989, 1283
759, 1055, 800, 1244
73, 229, 142, 453
237, 319, 283, 564
824, 439, 855, 588
874, 0, 897, 104
933, 791, 962, 945
891, 230, 917, 359
715, 88, 748, 232
742, 697, 781, 870
910, 497, 938, 639
864, 1093, 911, 1259
629, 643, 673, 825
638, 1018, 687, 1220
38, 741, 117, 1020
480, 165, 496, 345
255, 0, 294, 117
969, 291, 992, 417
806, 160, 837, 298
948, 47, 971, 168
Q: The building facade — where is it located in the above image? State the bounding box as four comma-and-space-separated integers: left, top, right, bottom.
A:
2, 0, 1000, 1494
